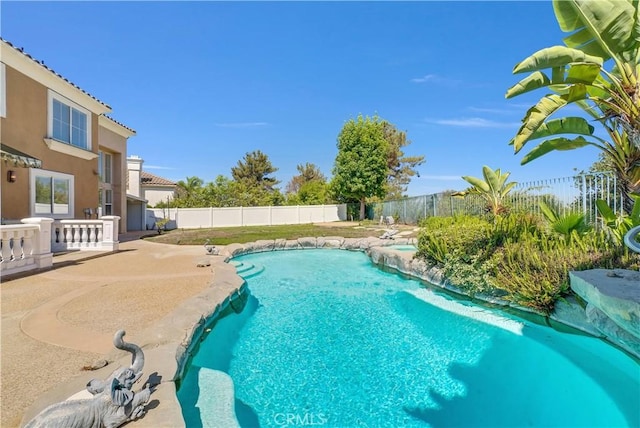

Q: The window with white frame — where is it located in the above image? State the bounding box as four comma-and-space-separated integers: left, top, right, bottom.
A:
48, 91, 91, 150
98, 151, 112, 184
98, 151, 113, 216
98, 188, 113, 216
31, 170, 74, 217
0, 62, 6, 118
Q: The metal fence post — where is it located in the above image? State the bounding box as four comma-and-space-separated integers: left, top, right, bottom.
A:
581, 174, 587, 217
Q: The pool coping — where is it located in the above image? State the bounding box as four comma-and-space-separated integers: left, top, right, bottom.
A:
20, 236, 638, 427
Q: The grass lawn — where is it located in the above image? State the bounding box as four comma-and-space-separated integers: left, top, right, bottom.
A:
144, 222, 418, 245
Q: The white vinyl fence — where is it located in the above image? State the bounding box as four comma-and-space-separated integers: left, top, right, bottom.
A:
147, 204, 348, 230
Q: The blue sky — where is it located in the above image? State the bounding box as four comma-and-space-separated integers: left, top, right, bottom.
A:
2, 1, 604, 196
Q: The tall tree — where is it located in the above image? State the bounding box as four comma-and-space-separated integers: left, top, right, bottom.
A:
285, 163, 327, 194
382, 122, 425, 200
506, 0, 639, 213
231, 150, 280, 192
330, 115, 389, 220
174, 176, 205, 207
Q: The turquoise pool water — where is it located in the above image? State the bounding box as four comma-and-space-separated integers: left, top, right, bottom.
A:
178, 249, 640, 427
388, 244, 417, 251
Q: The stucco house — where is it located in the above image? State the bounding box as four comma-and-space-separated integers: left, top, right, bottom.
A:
0, 38, 135, 234
141, 171, 177, 207
126, 155, 176, 208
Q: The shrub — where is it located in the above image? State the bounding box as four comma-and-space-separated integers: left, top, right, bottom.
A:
417, 215, 494, 265
416, 213, 640, 314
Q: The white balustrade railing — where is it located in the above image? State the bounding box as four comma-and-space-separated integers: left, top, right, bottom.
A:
1, 216, 120, 278
0, 218, 53, 278
51, 216, 120, 252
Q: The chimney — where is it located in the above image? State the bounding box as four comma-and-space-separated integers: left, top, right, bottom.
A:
127, 155, 143, 198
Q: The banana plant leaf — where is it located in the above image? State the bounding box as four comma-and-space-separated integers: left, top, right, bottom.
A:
528, 117, 595, 140
554, 0, 637, 60
513, 46, 602, 74
483, 165, 506, 196
461, 175, 490, 193
566, 62, 602, 84
596, 199, 618, 222
505, 72, 551, 98
520, 137, 593, 164
513, 94, 569, 152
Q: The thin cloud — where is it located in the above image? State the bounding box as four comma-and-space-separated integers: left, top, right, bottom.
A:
410, 74, 461, 85
425, 117, 521, 128
468, 106, 518, 115
213, 122, 269, 128
145, 165, 176, 170
410, 74, 437, 83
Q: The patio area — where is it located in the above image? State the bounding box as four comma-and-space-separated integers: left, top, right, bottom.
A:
0, 234, 241, 427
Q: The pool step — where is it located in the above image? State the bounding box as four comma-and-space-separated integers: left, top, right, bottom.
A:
235, 263, 255, 274
193, 367, 240, 427
229, 260, 265, 279
239, 264, 265, 279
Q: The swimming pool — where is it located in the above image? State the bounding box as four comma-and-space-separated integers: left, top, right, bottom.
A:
178, 249, 640, 427
387, 244, 417, 251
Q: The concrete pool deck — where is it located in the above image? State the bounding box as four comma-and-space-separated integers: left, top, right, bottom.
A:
1, 232, 244, 428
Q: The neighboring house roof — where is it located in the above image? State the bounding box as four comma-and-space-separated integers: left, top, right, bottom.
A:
127, 194, 147, 203
1, 38, 110, 112
141, 171, 176, 187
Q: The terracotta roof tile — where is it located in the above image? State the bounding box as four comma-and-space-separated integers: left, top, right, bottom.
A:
103, 114, 136, 135
1, 38, 110, 109
141, 171, 176, 187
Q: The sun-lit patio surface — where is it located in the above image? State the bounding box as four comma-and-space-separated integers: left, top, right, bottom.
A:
0, 232, 243, 428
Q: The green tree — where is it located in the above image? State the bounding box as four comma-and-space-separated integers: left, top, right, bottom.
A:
285, 163, 329, 206
297, 180, 329, 205
505, 0, 639, 213
382, 122, 425, 200
454, 166, 517, 216
231, 150, 280, 192
200, 175, 240, 207
330, 115, 390, 220
285, 163, 327, 195
231, 150, 282, 206
174, 176, 205, 207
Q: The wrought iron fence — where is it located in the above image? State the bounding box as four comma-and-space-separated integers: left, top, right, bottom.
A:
362, 172, 624, 225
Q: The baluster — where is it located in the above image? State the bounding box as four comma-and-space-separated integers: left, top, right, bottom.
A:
80, 226, 88, 247
96, 225, 103, 245
73, 226, 81, 248
65, 225, 73, 245
11, 236, 21, 261
2, 235, 13, 262
89, 225, 97, 247
22, 232, 33, 258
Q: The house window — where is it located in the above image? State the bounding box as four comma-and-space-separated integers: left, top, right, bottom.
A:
98, 151, 113, 216
104, 189, 113, 215
48, 91, 91, 150
98, 188, 113, 216
99, 151, 112, 184
31, 170, 74, 217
